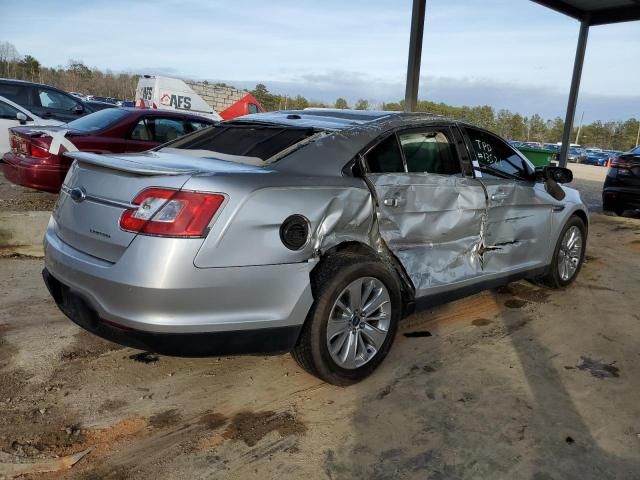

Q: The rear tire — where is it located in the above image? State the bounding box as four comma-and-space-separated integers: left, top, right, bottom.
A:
540, 216, 586, 289
292, 251, 402, 386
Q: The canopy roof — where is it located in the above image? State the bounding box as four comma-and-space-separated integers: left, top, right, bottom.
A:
532, 0, 640, 25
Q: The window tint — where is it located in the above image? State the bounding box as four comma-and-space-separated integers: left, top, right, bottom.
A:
67, 108, 129, 132
37, 89, 78, 110
166, 124, 315, 161
153, 118, 185, 142
399, 129, 461, 175
186, 120, 211, 132
0, 83, 30, 104
130, 117, 187, 143
366, 135, 405, 173
248, 103, 259, 114
465, 127, 533, 180
0, 99, 22, 119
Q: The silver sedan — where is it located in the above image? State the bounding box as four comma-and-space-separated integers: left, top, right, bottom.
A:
43, 109, 588, 385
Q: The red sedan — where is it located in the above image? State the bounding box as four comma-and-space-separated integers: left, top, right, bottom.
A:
2, 108, 215, 192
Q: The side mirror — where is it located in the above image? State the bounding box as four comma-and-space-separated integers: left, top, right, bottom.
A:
536, 166, 572, 201
73, 104, 84, 114
16, 112, 28, 125
535, 166, 573, 184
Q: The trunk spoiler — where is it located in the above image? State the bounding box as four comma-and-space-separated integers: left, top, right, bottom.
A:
65, 151, 208, 176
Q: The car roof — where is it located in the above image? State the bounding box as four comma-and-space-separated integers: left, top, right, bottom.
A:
0, 77, 67, 90
114, 107, 216, 121
233, 108, 452, 131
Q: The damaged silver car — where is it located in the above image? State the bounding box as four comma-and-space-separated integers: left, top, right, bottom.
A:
42, 109, 588, 385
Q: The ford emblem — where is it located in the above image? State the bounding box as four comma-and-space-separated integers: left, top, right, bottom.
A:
70, 187, 87, 203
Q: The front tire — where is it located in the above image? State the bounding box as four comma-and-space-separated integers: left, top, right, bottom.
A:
541, 216, 586, 288
292, 252, 402, 386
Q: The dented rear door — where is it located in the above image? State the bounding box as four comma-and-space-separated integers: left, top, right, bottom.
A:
364, 127, 487, 296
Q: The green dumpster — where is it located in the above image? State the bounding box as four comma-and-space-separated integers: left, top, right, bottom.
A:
515, 147, 557, 167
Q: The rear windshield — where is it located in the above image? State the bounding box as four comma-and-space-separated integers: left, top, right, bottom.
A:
66, 108, 129, 132
163, 123, 317, 161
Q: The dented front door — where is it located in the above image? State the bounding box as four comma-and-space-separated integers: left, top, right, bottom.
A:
463, 126, 552, 274
478, 178, 552, 273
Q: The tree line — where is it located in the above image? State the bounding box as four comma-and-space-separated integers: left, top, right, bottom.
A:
2, 40, 638, 151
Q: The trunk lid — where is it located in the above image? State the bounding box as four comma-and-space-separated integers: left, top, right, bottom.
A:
52, 151, 223, 262
614, 153, 640, 186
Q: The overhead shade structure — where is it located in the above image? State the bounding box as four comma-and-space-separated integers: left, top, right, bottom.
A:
404, 0, 640, 167
531, 1, 640, 166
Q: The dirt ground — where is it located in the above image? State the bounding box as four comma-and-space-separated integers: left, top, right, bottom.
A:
0, 175, 57, 212
1, 164, 640, 479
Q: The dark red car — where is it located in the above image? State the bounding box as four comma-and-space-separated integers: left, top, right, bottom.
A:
2, 108, 215, 192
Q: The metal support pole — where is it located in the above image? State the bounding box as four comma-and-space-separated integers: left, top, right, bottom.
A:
559, 18, 589, 167
404, 0, 426, 112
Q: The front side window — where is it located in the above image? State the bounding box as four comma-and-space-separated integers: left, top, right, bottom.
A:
248, 103, 259, 114
37, 88, 78, 110
465, 127, 533, 180
365, 135, 405, 173
0, 99, 22, 119
399, 129, 461, 175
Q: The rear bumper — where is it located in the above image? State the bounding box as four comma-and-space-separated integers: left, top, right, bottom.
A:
42, 269, 302, 356
44, 219, 315, 354
2, 152, 66, 192
602, 185, 640, 209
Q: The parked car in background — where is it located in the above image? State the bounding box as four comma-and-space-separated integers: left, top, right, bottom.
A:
86, 95, 122, 105
567, 147, 586, 163
0, 95, 62, 154
41, 109, 588, 385
0, 79, 116, 123
603, 145, 640, 215
2, 108, 215, 192
582, 151, 609, 166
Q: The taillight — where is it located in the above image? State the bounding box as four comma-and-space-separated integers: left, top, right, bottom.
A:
30, 142, 51, 159
120, 188, 224, 237
9, 134, 18, 153
611, 157, 633, 169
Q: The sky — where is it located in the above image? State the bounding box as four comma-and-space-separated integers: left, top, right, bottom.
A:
1, 0, 639, 122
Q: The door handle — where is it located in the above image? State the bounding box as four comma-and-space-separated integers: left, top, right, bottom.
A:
491, 192, 509, 201
383, 198, 399, 207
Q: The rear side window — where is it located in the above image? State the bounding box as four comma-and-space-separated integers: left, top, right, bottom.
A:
187, 120, 212, 132
248, 103, 259, 114
0, 83, 30, 105
166, 124, 315, 161
399, 129, 461, 175
67, 108, 129, 132
130, 117, 188, 143
365, 135, 405, 173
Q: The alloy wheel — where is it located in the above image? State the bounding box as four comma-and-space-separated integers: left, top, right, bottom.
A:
326, 277, 392, 369
557, 225, 583, 281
